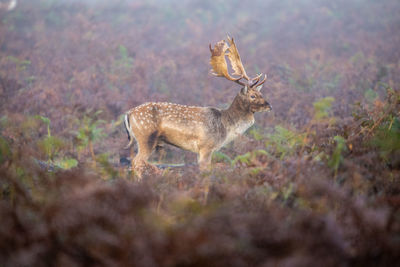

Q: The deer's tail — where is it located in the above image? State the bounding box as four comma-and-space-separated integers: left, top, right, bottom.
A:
123, 113, 135, 149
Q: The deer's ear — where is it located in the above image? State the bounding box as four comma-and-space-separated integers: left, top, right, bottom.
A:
255, 85, 263, 92
241, 85, 248, 94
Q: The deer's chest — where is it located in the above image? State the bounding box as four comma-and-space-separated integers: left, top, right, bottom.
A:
222, 118, 254, 147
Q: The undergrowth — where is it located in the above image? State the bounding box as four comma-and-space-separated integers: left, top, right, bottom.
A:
1, 0, 400, 266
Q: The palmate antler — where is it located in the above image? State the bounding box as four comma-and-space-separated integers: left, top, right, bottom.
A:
209, 36, 266, 88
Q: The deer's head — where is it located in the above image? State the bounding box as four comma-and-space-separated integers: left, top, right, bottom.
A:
209, 36, 272, 114
238, 84, 272, 113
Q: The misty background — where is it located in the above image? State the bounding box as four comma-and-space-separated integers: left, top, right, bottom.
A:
1, 1, 400, 266
0, 0, 399, 158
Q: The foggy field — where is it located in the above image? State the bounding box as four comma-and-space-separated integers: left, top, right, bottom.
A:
0, 0, 399, 266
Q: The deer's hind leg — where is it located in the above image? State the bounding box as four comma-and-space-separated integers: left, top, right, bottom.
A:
132, 130, 160, 178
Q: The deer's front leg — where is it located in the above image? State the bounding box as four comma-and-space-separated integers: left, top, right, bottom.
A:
198, 148, 214, 205
198, 148, 213, 170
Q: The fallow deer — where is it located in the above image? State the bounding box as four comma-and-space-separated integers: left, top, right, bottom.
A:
124, 36, 271, 177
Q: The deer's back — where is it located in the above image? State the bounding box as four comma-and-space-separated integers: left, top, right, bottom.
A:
126, 102, 227, 152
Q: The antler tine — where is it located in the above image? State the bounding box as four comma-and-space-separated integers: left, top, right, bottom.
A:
249, 73, 262, 88
226, 36, 250, 81
253, 74, 267, 88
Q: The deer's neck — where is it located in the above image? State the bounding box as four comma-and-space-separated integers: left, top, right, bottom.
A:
221, 95, 254, 131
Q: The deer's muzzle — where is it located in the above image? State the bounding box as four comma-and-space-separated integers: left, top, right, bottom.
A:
264, 101, 272, 112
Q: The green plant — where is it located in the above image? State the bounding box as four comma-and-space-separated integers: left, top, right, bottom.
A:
371, 115, 400, 163
212, 151, 232, 164
364, 88, 378, 103
7, 56, 31, 72
111, 45, 134, 78
353, 87, 400, 164
232, 152, 251, 166
281, 182, 294, 203
266, 125, 307, 159
75, 110, 106, 166
328, 135, 347, 178
313, 97, 335, 120
35, 115, 78, 170
35, 115, 64, 162
54, 158, 78, 170
231, 150, 268, 167
249, 127, 265, 141
96, 153, 118, 179
0, 137, 11, 165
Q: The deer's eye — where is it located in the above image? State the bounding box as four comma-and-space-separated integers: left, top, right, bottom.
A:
250, 95, 256, 99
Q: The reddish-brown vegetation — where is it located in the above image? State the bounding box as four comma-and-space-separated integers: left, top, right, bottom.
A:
0, 0, 399, 266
